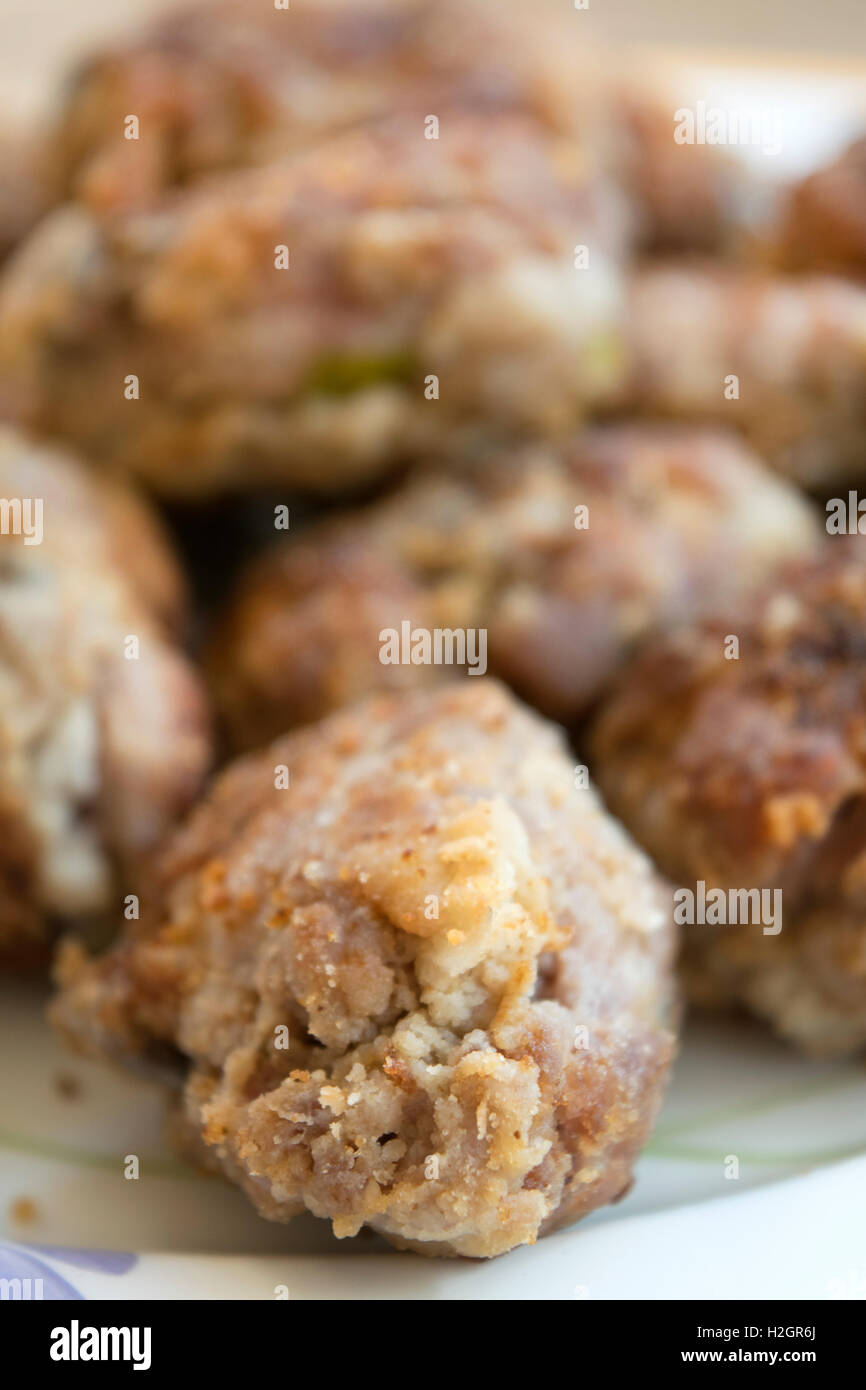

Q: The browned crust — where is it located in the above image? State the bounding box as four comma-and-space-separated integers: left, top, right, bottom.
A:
206, 425, 820, 749
592, 541, 866, 1055
0, 112, 624, 494
53, 680, 676, 1257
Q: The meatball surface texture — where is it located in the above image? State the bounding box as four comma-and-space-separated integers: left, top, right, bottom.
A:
592, 545, 866, 1056
0, 428, 210, 954
54, 681, 676, 1257
207, 425, 821, 748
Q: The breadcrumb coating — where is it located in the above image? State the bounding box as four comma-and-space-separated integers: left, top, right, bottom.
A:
53, 681, 675, 1257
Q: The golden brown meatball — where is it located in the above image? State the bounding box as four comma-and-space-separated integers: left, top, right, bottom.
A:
50, 0, 598, 213
53, 680, 676, 1258
48, 0, 736, 253
0, 428, 210, 956
591, 543, 866, 1057
206, 425, 821, 749
9, 215, 858, 497
0, 113, 626, 496
774, 135, 866, 275
627, 262, 866, 489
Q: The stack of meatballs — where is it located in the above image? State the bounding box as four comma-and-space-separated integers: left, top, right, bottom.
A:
1, 0, 865, 1261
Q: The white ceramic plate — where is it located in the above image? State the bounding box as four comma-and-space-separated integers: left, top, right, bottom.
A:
3, 977, 866, 1298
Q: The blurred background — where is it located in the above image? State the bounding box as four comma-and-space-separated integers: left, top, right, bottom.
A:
1, 0, 865, 127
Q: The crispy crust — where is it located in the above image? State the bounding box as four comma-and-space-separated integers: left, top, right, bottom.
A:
206, 425, 821, 748
0, 428, 211, 952
0, 113, 625, 495
591, 542, 866, 1055
53, 680, 675, 1258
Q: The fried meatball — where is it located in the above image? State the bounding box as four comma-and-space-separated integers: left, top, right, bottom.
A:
49, 0, 734, 253
0, 428, 210, 955
50, 0, 596, 207
0, 113, 625, 496
206, 426, 820, 749
53, 680, 676, 1258
613, 91, 747, 254
774, 135, 866, 275
591, 543, 866, 1057
627, 262, 866, 489
0, 127, 49, 261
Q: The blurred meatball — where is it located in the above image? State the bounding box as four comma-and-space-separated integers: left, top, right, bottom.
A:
774, 135, 866, 274
0, 429, 210, 955
207, 425, 820, 749
628, 262, 866, 488
0, 113, 626, 495
614, 92, 748, 254
50, 0, 597, 210
49, 0, 735, 252
592, 544, 866, 1057
53, 680, 675, 1258
0, 127, 49, 260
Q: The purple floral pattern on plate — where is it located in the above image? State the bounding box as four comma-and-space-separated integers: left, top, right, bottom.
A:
0, 1242, 138, 1299
0, 1243, 84, 1300
25, 1244, 138, 1275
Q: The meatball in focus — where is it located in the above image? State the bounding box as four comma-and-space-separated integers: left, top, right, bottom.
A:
53, 681, 676, 1258
207, 426, 821, 750
0, 114, 626, 495
0, 429, 210, 955
592, 544, 866, 1056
